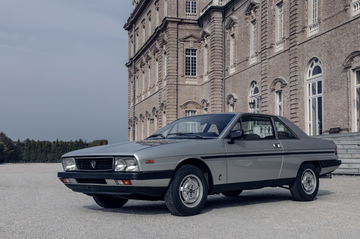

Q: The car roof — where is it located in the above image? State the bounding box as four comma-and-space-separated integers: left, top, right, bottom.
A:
190, 112, 281, 118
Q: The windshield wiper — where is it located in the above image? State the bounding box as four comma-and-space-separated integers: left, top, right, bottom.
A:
146, 133, 165, 139
166, 133, 212, 139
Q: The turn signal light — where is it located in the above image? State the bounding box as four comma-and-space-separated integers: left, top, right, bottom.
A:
121, 180, 132, 185
59, 178, 69, 184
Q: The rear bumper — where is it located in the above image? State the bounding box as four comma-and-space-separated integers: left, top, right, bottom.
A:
319, 160, 342, 175
57, 170, 173, 199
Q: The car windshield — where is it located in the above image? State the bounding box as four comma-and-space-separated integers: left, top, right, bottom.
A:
147, 114, 236, 140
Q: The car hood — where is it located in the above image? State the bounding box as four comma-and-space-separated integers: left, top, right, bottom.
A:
62, 140, 178, 157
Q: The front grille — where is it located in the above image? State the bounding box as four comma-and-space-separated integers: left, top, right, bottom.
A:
76, 178, 107, 184
75, 157, 114, 171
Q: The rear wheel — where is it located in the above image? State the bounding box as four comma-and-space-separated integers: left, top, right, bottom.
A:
290, 163, 319, 201
222, 190, 243, 197
93, 195, 128, 208
164, 165, 208, 216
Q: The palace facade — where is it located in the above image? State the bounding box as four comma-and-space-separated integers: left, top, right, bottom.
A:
125, 0, 360, 141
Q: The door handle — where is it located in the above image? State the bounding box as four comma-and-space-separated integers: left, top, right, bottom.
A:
273, 143, 281, 148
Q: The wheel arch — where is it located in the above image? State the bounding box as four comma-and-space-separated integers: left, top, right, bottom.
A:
173, 158, 214, 192
299, 161, 321, 173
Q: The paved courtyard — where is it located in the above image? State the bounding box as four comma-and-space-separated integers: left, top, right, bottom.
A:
0, 163, 359, 239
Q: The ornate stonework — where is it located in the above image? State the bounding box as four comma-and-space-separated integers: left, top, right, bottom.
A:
126, 0, 360, 140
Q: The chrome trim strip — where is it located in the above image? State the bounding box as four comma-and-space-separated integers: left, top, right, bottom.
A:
65, 178, 170, 187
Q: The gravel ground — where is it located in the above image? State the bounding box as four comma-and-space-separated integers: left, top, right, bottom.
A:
0, 163, 359, 239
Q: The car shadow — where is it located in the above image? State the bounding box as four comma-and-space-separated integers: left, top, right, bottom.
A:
84, 189, 334, 216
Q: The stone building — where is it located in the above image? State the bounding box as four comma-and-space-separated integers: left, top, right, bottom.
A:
125, 0, 360, 173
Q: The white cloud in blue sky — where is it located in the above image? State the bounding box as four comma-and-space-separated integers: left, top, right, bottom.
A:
0, 0, 133, 143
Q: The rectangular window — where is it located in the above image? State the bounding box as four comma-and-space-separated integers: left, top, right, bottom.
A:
156, 6, 160, 26
275, 2, 284, 43
155, 59, 159, 90
275, 91, 283, 116
241, 116, 275, 140
185, 110, 197, 117
148, 12, 152, 37
185, 0, 197, 15
229, 33, 235, 72
185, 49, 197, 77
249, 20, 257, 63
135, 29, 139, 51
355, 69, 360, 131
185, 110, 197, 132
353, 0, 360, 16
308, 0, 319, 35
142, 19, 146, 43
162, 49, 167, 85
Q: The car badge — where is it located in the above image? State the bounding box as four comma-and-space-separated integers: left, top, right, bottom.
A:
90, 160, 96, 169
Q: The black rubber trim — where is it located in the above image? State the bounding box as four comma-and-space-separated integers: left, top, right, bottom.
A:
65, 184, 166, 198
58, 170, 173, 180
319, 160, 342, 168
212, 178, 295, 194
202, 150, 336, 159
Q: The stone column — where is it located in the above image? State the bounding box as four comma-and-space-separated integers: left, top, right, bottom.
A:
209, 10, 224, 112
163, 21, 179, 123
260, 0, 269, 113
288, 0, 300, 125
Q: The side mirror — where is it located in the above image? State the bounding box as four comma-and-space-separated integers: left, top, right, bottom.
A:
228, 130, 243, 144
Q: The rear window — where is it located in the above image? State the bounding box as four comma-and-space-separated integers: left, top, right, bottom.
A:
274, 118, 297, 139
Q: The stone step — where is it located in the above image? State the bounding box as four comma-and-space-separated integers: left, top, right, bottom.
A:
340, 163, 360, 168
339, 158, 360, 164
337, 140, 360, 144
337, 152, 360, 157
338, 149, 360, 154
337, 144, 360, 149
334, 168, 360, 174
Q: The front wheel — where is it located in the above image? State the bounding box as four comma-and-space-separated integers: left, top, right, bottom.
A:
164, 165, 208, 216
93, 195, 128, 208
290, 164, 319, 201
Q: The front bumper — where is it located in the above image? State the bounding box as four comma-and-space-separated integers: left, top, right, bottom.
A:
57, 170, 173, 199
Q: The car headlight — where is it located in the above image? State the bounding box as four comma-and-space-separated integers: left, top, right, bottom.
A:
62, 157, 76, 171
114, 157, 139, 172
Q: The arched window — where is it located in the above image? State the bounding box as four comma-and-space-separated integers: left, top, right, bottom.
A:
249, 81, 260, 113
306, 58, 323, 135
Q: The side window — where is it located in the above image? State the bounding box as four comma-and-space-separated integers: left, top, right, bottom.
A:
274, 118, 297, 139
231, 121, 241, 131
241, 116, 275, 140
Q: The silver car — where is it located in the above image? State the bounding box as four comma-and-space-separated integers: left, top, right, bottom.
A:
58, 113, 341, 216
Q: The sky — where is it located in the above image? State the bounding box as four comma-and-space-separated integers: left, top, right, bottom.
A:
0, 0, 133, 143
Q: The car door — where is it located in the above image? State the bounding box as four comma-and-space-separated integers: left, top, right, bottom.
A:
272, 117, 307, 179
225, 115, 283, 184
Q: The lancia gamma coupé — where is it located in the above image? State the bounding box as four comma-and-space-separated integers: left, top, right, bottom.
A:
58, 113, 341, 216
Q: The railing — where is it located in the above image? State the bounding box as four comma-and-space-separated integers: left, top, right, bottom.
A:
200, 0, 229, 16
352, 0, 360, 16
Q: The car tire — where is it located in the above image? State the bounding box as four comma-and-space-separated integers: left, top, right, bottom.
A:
290, 163, 319, 201
93, 195, 128, 209
222, 190, 243, 197
164, 165, 208, 216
